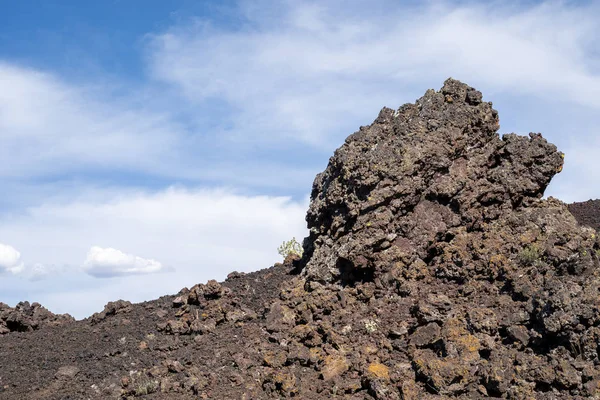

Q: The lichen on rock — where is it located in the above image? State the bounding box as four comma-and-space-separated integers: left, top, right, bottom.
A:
274, 78, 600, 397
302, 78, 566, 286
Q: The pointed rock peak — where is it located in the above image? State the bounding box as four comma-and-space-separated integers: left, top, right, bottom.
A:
301, 79, 565, 284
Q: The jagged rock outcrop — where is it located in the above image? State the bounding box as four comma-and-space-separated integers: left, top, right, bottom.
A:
0, 301, 74, 334
302, 78, 567, 285
259, 79, 600, 398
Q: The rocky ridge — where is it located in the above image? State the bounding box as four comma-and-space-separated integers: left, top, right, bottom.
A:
0, 301, 74, 335
0, 79, 599, 399
569, 200, 600, 232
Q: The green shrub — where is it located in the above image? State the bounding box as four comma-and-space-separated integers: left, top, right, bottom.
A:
277, 237, 303, 259
518, 245, 540, 266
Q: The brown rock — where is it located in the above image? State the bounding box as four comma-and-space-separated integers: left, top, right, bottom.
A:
55, 366, 80, 379
321, 354, 350, 381
410, 323, 441, 347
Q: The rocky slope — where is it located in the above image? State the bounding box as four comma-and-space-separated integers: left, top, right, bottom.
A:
569, 200, 600, 232
1, 79, 600, 400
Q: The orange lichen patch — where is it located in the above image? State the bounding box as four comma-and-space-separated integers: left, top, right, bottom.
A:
455, 334, 481, 358
262, 350, 287, 368
442, 318, 466, 341
321, 355, 349, 381
367, 363, 390, 381
442, 318, 480, 362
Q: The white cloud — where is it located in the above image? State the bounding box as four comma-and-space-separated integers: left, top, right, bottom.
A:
0, 63, 186, 179
26, 263, 59, 281
147, 0, 600, 201
83, 246, 166, 278
0, 62, 317, 192
0, 243, 24, 274
4, 1, 597, 200
0, 187, 308, 318
148, 1, 600, 142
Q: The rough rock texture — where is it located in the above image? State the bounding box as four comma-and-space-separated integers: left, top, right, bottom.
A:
569, 200, 600, 231
0, 301, 74, 335
0, 261, 296, 400
282, 79, 600, 398
303, 78, 566, 284
1, 79, 600, 399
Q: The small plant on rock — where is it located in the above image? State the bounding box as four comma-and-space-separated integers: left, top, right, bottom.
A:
364, 319, 378, 334
518, 245, 540, 266
277, 237, 303, 259
135, 378, 158, 396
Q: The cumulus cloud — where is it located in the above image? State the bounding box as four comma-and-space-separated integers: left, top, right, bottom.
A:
0, 243, 25, 274
83, 246, 166, 278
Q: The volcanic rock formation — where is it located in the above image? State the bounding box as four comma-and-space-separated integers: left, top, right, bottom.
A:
272, 79, 600, 398
0, 301, 74, 335
303, 78, 566, 285
1, 79, 600, 400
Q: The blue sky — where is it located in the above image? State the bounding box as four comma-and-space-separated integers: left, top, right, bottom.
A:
0, 0, 599, 319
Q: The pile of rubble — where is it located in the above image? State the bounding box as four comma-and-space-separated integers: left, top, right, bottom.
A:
0, 301, 74, 335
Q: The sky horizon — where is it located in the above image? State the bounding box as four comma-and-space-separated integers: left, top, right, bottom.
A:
1, 0, 599, 319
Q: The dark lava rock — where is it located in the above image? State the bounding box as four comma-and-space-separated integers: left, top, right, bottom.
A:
1, 79, 600, 400
569, 199, 600, 231
273, 78, 599, 398
0, 301, 74, 334
89, 300, 133, 325
302, 78, 565, 284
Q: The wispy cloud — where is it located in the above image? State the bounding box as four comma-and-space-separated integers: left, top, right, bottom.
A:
147, 0, 600, 201
0, 61, 318, 194
148, 1, 600, 143
0, 63, 184, 179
